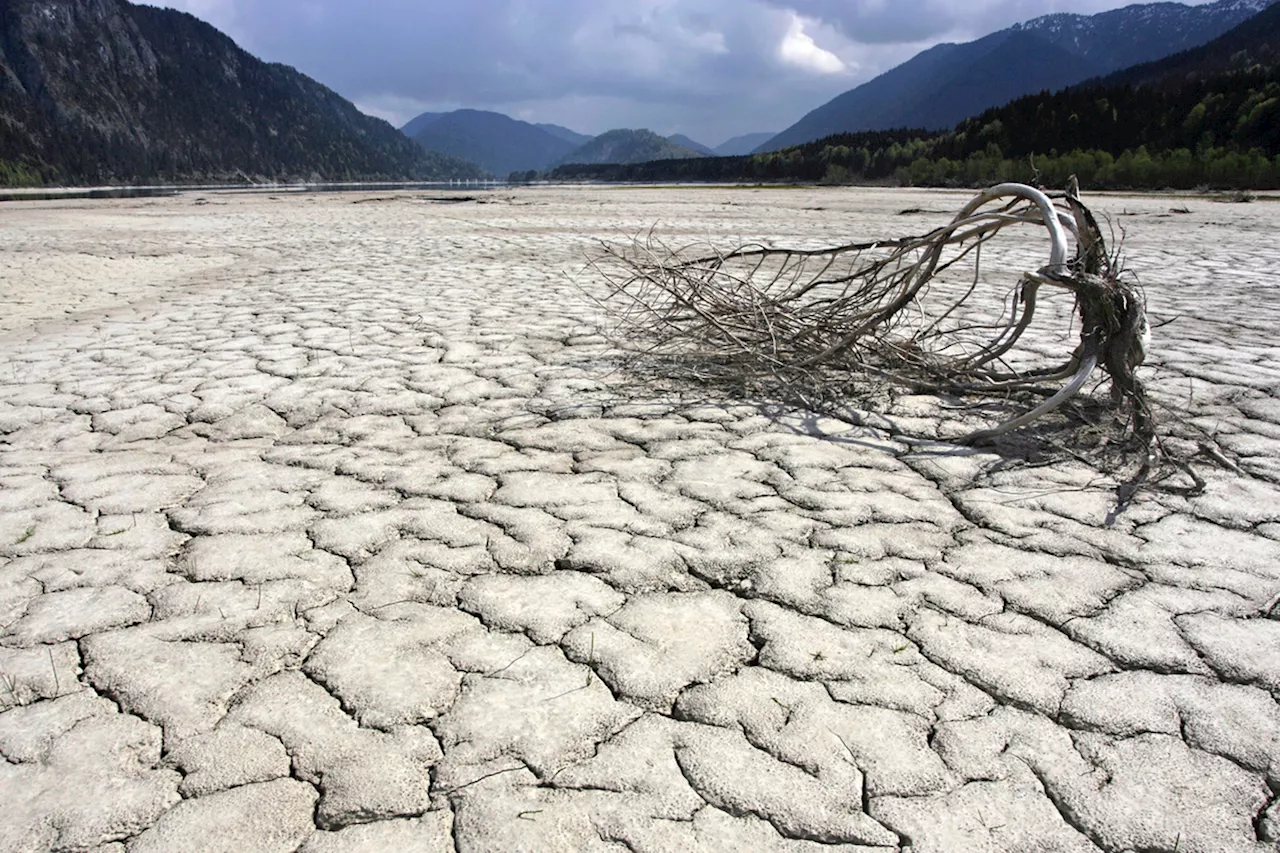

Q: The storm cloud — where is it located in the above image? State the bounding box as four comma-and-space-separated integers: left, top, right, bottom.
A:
143, 0, 1204, 146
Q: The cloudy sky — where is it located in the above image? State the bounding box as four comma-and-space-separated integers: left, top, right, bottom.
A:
143, 0, 1205, 146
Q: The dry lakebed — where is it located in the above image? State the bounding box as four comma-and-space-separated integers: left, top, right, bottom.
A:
1, 185, 1278, 852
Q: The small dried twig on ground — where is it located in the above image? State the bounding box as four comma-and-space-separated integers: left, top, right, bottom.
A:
589, 180, 1156, 466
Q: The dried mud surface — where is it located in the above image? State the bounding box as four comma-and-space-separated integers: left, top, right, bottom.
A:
1, 186, 1278, 853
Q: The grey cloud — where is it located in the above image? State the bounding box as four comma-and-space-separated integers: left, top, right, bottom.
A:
222, 1, 787, 103
143, 0, 1157, 144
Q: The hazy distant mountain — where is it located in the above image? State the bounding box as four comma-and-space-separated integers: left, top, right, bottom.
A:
667, 134, 716, 155
759, 0, 1275, 151
401, 111, 445, 138
535, 123, 594, 146
411, 110, 577, 176
713, 133, 776, 156
0, 0, 481, 185
557, 129, 707, 165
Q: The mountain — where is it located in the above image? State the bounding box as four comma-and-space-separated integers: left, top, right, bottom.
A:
410, 109, 576, 176
758, 0, 1275, 151
713, 133, 776, 156
557, 129, 707, 166
400, 111, 445, 138
1101, 0, 1280, 88
0, 0, 481, 185
925, 0, 1280, 161
667, 134, 716, 155
899, 30, 1101, 131
1014, 0, 1271, 69
535, 123, 594, 147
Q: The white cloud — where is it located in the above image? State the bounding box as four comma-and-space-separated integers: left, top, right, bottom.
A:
778, 13, 846, 74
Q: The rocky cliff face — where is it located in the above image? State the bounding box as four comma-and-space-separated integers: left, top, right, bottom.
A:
0, 0, 480, 184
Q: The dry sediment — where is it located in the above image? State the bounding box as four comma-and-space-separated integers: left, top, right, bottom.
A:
0, 186, 1278, 852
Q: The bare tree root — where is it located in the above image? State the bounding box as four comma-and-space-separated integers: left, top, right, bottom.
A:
589, 180, 1166, 471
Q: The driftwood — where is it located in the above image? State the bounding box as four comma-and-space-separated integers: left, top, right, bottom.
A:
590, 180, 1155, 457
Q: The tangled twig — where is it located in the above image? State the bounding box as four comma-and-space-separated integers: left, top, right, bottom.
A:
589, 180, 1155, 461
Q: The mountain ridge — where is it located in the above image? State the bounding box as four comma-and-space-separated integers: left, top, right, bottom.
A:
1098, 0, 1280, 88
1014, 0, 1273, 67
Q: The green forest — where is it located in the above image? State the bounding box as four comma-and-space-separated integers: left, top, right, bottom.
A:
552, 65, 1280, 190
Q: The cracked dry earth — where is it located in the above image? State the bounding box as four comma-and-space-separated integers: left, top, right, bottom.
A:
1, 186, 1279, 853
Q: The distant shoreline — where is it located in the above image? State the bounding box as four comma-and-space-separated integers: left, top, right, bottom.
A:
4, 181, 1276, 204
0, 180, 507, 203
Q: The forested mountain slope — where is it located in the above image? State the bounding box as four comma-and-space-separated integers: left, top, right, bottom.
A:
0, 0, 481, 185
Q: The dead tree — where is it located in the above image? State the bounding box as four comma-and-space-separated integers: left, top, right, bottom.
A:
590, 180, 1154, 456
